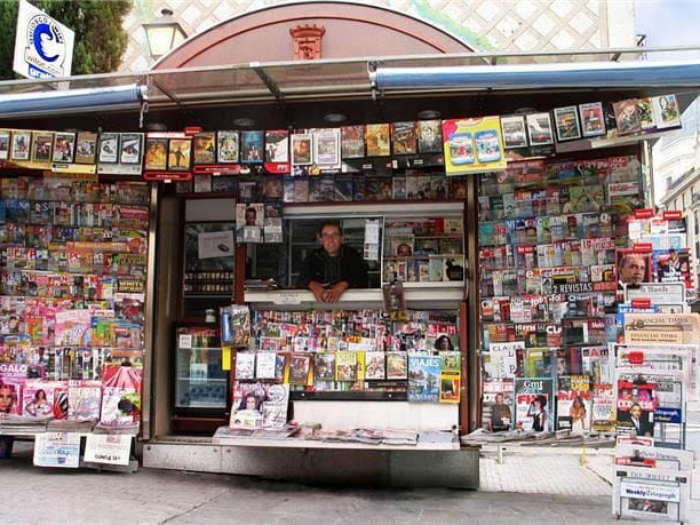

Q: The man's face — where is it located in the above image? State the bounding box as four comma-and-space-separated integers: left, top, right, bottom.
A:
620, 255, 646, 284
630, 405, 642, 419
320, 225, 343, 257
245, 211, 256, 225
0, 386, 13, 413
495, 394, 504, 404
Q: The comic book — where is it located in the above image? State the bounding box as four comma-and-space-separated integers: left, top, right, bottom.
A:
235, 352, 255, 380
255, 352, 277, 381
288, 354, 311, 384
364, 351, 385, 380
386, 352, 407, 379
407, 355, 440, 403
314, 352, 336, 382
341, 125, 365, 158
391, 122, 418, 155
418, 120, 443, 153
335, 352, 358, 382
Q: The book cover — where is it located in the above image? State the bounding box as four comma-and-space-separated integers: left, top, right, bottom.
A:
364, 351, 386, 380
439, 351, 461, 403
235, 352, 256, 380
418, 120, 443, 153
613, 100, 642, 135
314, 352, 336, 382
407, 355, 441, 403
230, 382, 290, 430
514, 377, 554, 432
391, 121, 418, 155
365, 124, 391, 157
240, 130, 264, 163
255, 352, 277, 380
386, 352, 407, 379
341, 125, 365, 158
556, 374, 592, 433
336, 352, 359, 382
288, 354, 311, 384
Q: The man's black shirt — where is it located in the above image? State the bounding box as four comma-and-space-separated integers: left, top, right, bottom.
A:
297, 245, 368, 289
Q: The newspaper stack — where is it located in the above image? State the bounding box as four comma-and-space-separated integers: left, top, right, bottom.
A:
382, 428, 418, 446
93, 421, 140, 435
0, 415, 51, 435
47, 419, 96, 433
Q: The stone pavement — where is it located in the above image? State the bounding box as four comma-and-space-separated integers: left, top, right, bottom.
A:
1, 440, 699, 524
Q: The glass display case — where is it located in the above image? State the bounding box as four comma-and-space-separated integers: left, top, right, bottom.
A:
182, 221, 236, 317
174, 325, 228, 413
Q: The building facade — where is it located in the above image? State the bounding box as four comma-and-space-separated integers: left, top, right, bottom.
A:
121, 0, 637, 72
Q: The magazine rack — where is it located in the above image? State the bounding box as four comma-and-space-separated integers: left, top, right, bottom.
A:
613, 469, 690, 523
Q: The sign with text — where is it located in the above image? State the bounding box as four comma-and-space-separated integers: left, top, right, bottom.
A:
84, 434, 131, 466
13, 0, 74, 79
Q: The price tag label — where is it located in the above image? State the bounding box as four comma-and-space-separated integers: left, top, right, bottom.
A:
179, 334, 193, 349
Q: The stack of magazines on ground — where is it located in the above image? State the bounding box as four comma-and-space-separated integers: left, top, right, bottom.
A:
0, 414, 53, 434
461, 427, 615, 447
213, 423, 301, 440
46, 419, 96, 433
93, 421, 140, 435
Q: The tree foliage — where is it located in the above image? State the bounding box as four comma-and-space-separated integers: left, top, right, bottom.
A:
0, 0, 132, 79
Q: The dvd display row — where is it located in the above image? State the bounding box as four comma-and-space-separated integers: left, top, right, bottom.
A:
175, 171, 470, 202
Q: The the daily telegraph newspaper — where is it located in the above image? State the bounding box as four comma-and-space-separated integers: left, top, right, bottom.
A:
613, 462, 691, 522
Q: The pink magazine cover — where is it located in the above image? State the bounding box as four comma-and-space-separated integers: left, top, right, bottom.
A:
100, 364, 142, 426
21, 381, 56, 418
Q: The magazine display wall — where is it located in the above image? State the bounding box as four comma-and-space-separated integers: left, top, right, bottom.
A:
0, 175, 150, 441
478, 155, 643, 433
234, 308, 461, 402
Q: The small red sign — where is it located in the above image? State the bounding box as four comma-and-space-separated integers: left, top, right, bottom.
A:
143, 171, 192, 182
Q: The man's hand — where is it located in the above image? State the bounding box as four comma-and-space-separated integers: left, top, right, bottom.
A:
323, 281, 349, 303
308, 281, 327, 302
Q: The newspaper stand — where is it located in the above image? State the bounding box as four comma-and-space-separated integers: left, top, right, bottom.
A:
612, 343, 693, 523
0, 425, 139, 473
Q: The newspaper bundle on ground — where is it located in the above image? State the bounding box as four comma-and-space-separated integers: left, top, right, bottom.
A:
612, 444, 693, 523
84, 433, 132, 466
33, 432, 81, 468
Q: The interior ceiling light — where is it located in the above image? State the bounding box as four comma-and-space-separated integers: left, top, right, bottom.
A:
233, 118, 255, 128
324, 113, 347, 123
417, 109, 441, 120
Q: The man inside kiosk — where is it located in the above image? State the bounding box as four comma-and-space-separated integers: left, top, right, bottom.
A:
298, 221, 368, 302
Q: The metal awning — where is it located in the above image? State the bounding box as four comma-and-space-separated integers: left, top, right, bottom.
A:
0, 46, 699, 119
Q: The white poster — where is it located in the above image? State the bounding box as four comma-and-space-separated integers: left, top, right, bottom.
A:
198, 229, 235, 259
84, 434, 131, 466
33, 432, 81, 468
13, 0, 74, 79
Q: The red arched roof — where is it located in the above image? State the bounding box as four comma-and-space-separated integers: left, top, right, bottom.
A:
152, 1, 474, 70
